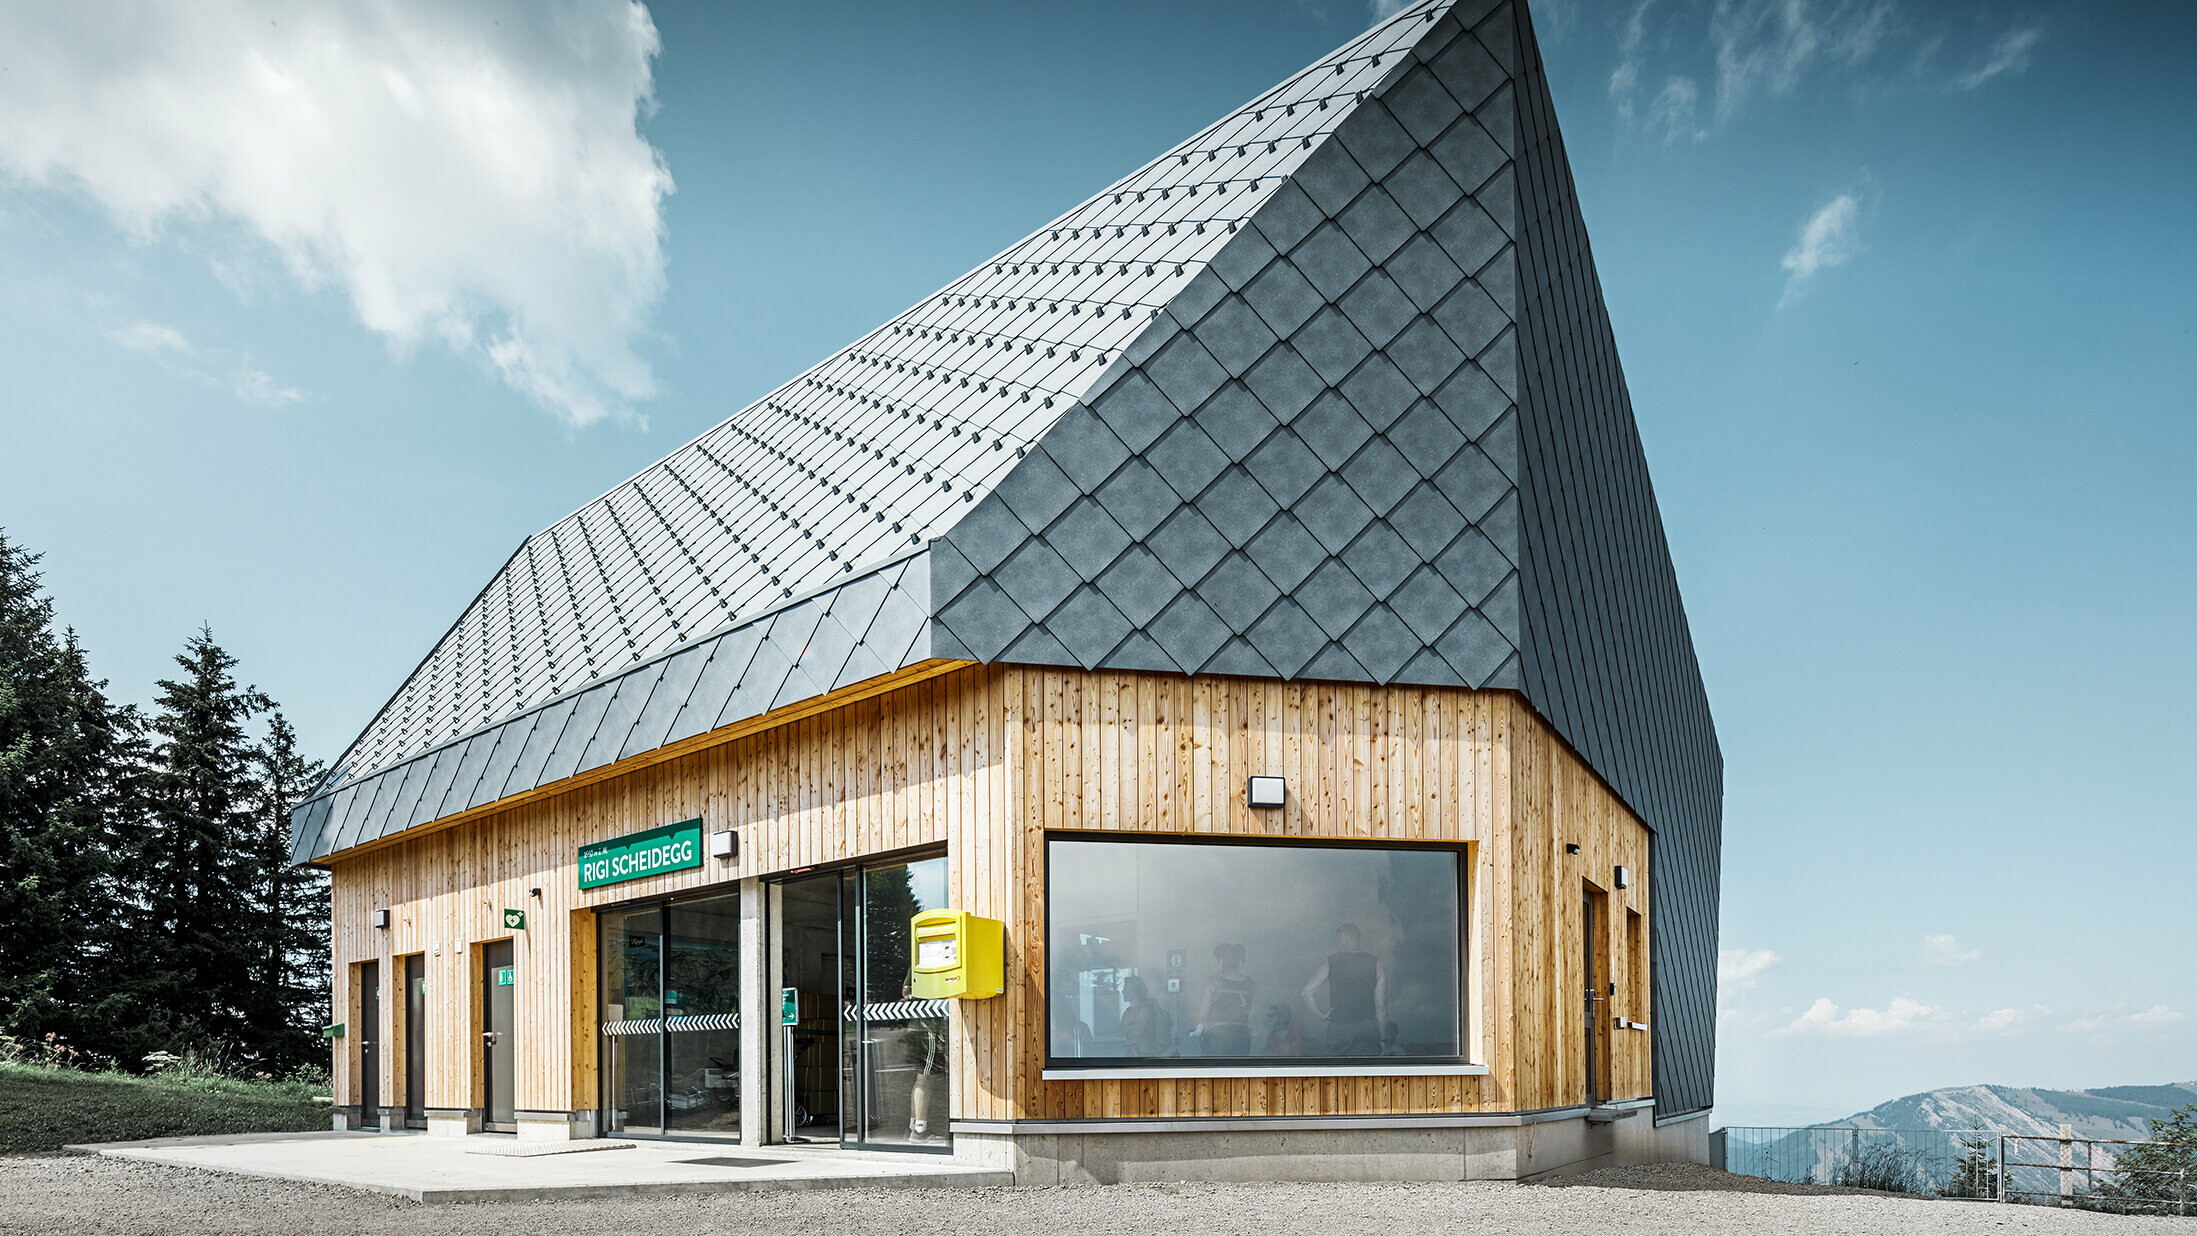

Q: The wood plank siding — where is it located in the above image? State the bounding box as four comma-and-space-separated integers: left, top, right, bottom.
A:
327, 664, 1652, 1124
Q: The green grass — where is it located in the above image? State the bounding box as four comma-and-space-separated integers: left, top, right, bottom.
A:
0, 1062, 328, 1154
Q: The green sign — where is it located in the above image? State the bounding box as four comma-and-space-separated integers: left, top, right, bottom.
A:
578, 819, 703, 890
322, 1022, 345, 1039
503, 908, 526, 931
780, 987, 798, 1027
495, 967, 515, 987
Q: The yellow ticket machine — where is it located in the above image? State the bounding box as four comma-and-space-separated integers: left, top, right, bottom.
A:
909, 909, 1004, 999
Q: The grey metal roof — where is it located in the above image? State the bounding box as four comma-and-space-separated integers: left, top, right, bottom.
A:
295, 1, 1452, 853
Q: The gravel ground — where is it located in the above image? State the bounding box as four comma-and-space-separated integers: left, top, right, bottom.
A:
4, 1154, 2192, 1236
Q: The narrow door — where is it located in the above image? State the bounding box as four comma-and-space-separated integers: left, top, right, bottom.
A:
774, 871, 843, 1142
483, 940, 516, 1130
358, 961, 381, 1126
403, 954, 426, 1129
1582, 884, 1612, 1105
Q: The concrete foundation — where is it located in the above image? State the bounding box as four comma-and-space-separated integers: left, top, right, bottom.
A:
425, 1109, 484, 1137
516, 1110, 597, 1142
953, 1107, 1712, 1185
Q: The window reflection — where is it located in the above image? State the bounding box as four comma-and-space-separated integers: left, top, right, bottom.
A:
1046, 838, 1464, 1065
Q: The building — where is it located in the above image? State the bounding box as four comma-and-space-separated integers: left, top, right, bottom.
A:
292, 0, 1722, 1183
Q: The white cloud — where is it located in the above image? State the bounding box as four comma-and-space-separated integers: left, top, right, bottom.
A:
1779, 190, 1864, 306
101, 315, 303, 407
234, 368, 304, 406
0, 0, 671, 426
106, 321, 191, 355
1922, 933, 1982, 966
1975, 1007, 2025, 1032
1777, 995, 1942, 1038
2125, 1005, 2185, 1029
1719, 946, 1781, 993
1647, 76, 1703, 144
1955, 26, 2043, 91
1368, 0, 1411, 21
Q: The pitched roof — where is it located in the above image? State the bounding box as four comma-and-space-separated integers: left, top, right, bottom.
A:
318, 3, 1451, 796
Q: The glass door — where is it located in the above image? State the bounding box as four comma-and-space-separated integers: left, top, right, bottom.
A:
664, 892, 743, 1136
601, 906, 664, 1136
847, 856, 951, 1150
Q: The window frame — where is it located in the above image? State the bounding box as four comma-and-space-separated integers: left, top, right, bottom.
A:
1039, 830, 1486, 1079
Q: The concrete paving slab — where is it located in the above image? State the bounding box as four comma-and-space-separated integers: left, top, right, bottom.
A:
68, 1131, 1011, 1203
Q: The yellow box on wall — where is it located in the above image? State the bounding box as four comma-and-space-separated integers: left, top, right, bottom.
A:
909, 909, 1004, 999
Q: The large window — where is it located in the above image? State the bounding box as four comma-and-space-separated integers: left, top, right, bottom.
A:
1046, 836, 1466, 1068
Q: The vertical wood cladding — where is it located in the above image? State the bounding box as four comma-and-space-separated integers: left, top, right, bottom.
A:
327, 666, 1651, 1124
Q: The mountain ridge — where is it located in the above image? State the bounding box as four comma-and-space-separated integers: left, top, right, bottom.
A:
1818, 1080, 2197, 1140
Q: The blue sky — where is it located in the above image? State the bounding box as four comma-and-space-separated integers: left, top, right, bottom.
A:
1, 0, 2191, 1126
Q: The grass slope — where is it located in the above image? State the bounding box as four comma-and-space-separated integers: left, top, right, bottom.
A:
0, 1063, 327, 1154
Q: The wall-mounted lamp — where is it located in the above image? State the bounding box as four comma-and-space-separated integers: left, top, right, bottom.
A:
529, 887, 542, 900
1564, 843, 1581, 855
710, 829, 739, 860
371, 908, 390, 929
1614, 864, 1632, 890
1247, 776, 1285, 808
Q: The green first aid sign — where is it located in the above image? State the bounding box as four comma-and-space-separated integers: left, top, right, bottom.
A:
578, 819, 703, 890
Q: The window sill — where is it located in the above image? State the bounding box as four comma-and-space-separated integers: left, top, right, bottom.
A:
1042, 1063, 1491, 1081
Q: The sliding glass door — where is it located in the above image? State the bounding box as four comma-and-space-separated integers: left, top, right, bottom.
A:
848, 857, 951, 1150
599, 889, 742, 1139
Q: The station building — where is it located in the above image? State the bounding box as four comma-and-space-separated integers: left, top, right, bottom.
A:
293, 0, 1722, 1182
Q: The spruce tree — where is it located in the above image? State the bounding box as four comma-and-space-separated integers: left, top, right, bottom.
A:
125, 626, 270, 1065
242, 710, 329, 1073
0, 530, 136, 1057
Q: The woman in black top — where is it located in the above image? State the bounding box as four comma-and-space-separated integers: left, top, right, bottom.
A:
1300, 923, 1386, 1056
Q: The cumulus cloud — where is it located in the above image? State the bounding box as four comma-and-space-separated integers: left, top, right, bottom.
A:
1777, 995, 1942, 1038
1975, 1007, 2025, 1032
0, 0, 672, 426
1955, 26, 2044, 91
1922, 933, 1982, 966
1779, 190, 1864, 306
2125, 1005, 2186, 1029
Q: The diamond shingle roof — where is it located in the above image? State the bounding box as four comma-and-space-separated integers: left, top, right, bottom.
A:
324, 4, 1447, 790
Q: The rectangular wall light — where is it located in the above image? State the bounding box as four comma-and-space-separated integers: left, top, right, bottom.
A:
1614, 865, 1632, 889
709, 829, 738, 859
1247, 776, 1285, 808
372, 908, 389, 929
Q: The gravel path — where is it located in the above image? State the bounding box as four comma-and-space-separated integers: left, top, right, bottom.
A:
4, 1154, 2191, 1235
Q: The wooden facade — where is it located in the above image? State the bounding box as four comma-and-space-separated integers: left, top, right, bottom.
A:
327, 663, 1653, 1128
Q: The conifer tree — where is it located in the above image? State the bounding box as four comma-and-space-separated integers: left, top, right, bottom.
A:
241, 710, 329, 1071
124, 626, 270, 1063
0, 530, 136, 1053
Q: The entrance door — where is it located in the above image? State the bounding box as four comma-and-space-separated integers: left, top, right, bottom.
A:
773, 855, 951, 1152
403, 954, 426, 1129
358, 961, 380, 1127
482, 940, 516, 1131
597, 890, 743, 1140
1582, 884, 1611, 1105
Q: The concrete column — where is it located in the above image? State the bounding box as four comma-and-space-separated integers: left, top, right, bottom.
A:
739, 876, 766, 1147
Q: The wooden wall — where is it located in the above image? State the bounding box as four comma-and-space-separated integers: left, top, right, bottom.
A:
327, 664, 1651, 1124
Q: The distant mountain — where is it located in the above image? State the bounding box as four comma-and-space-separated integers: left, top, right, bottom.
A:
1822, 1081, 2197, 1141
1717, 1083, 2197, 1188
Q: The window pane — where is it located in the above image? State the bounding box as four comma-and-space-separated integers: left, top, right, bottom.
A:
600, 906, 662, 1135
1046, 838, 1463, 1064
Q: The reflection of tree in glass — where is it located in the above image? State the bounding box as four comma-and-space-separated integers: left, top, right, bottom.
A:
865, 866, 919, 1002
667, 938, 739, 1015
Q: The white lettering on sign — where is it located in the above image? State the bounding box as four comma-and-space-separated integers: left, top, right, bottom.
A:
579, 837, 697, 886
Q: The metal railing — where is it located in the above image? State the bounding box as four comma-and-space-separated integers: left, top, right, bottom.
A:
1713, 1125, 2194, 1214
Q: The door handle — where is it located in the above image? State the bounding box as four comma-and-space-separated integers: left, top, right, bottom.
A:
482, 1031, 499, 1044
